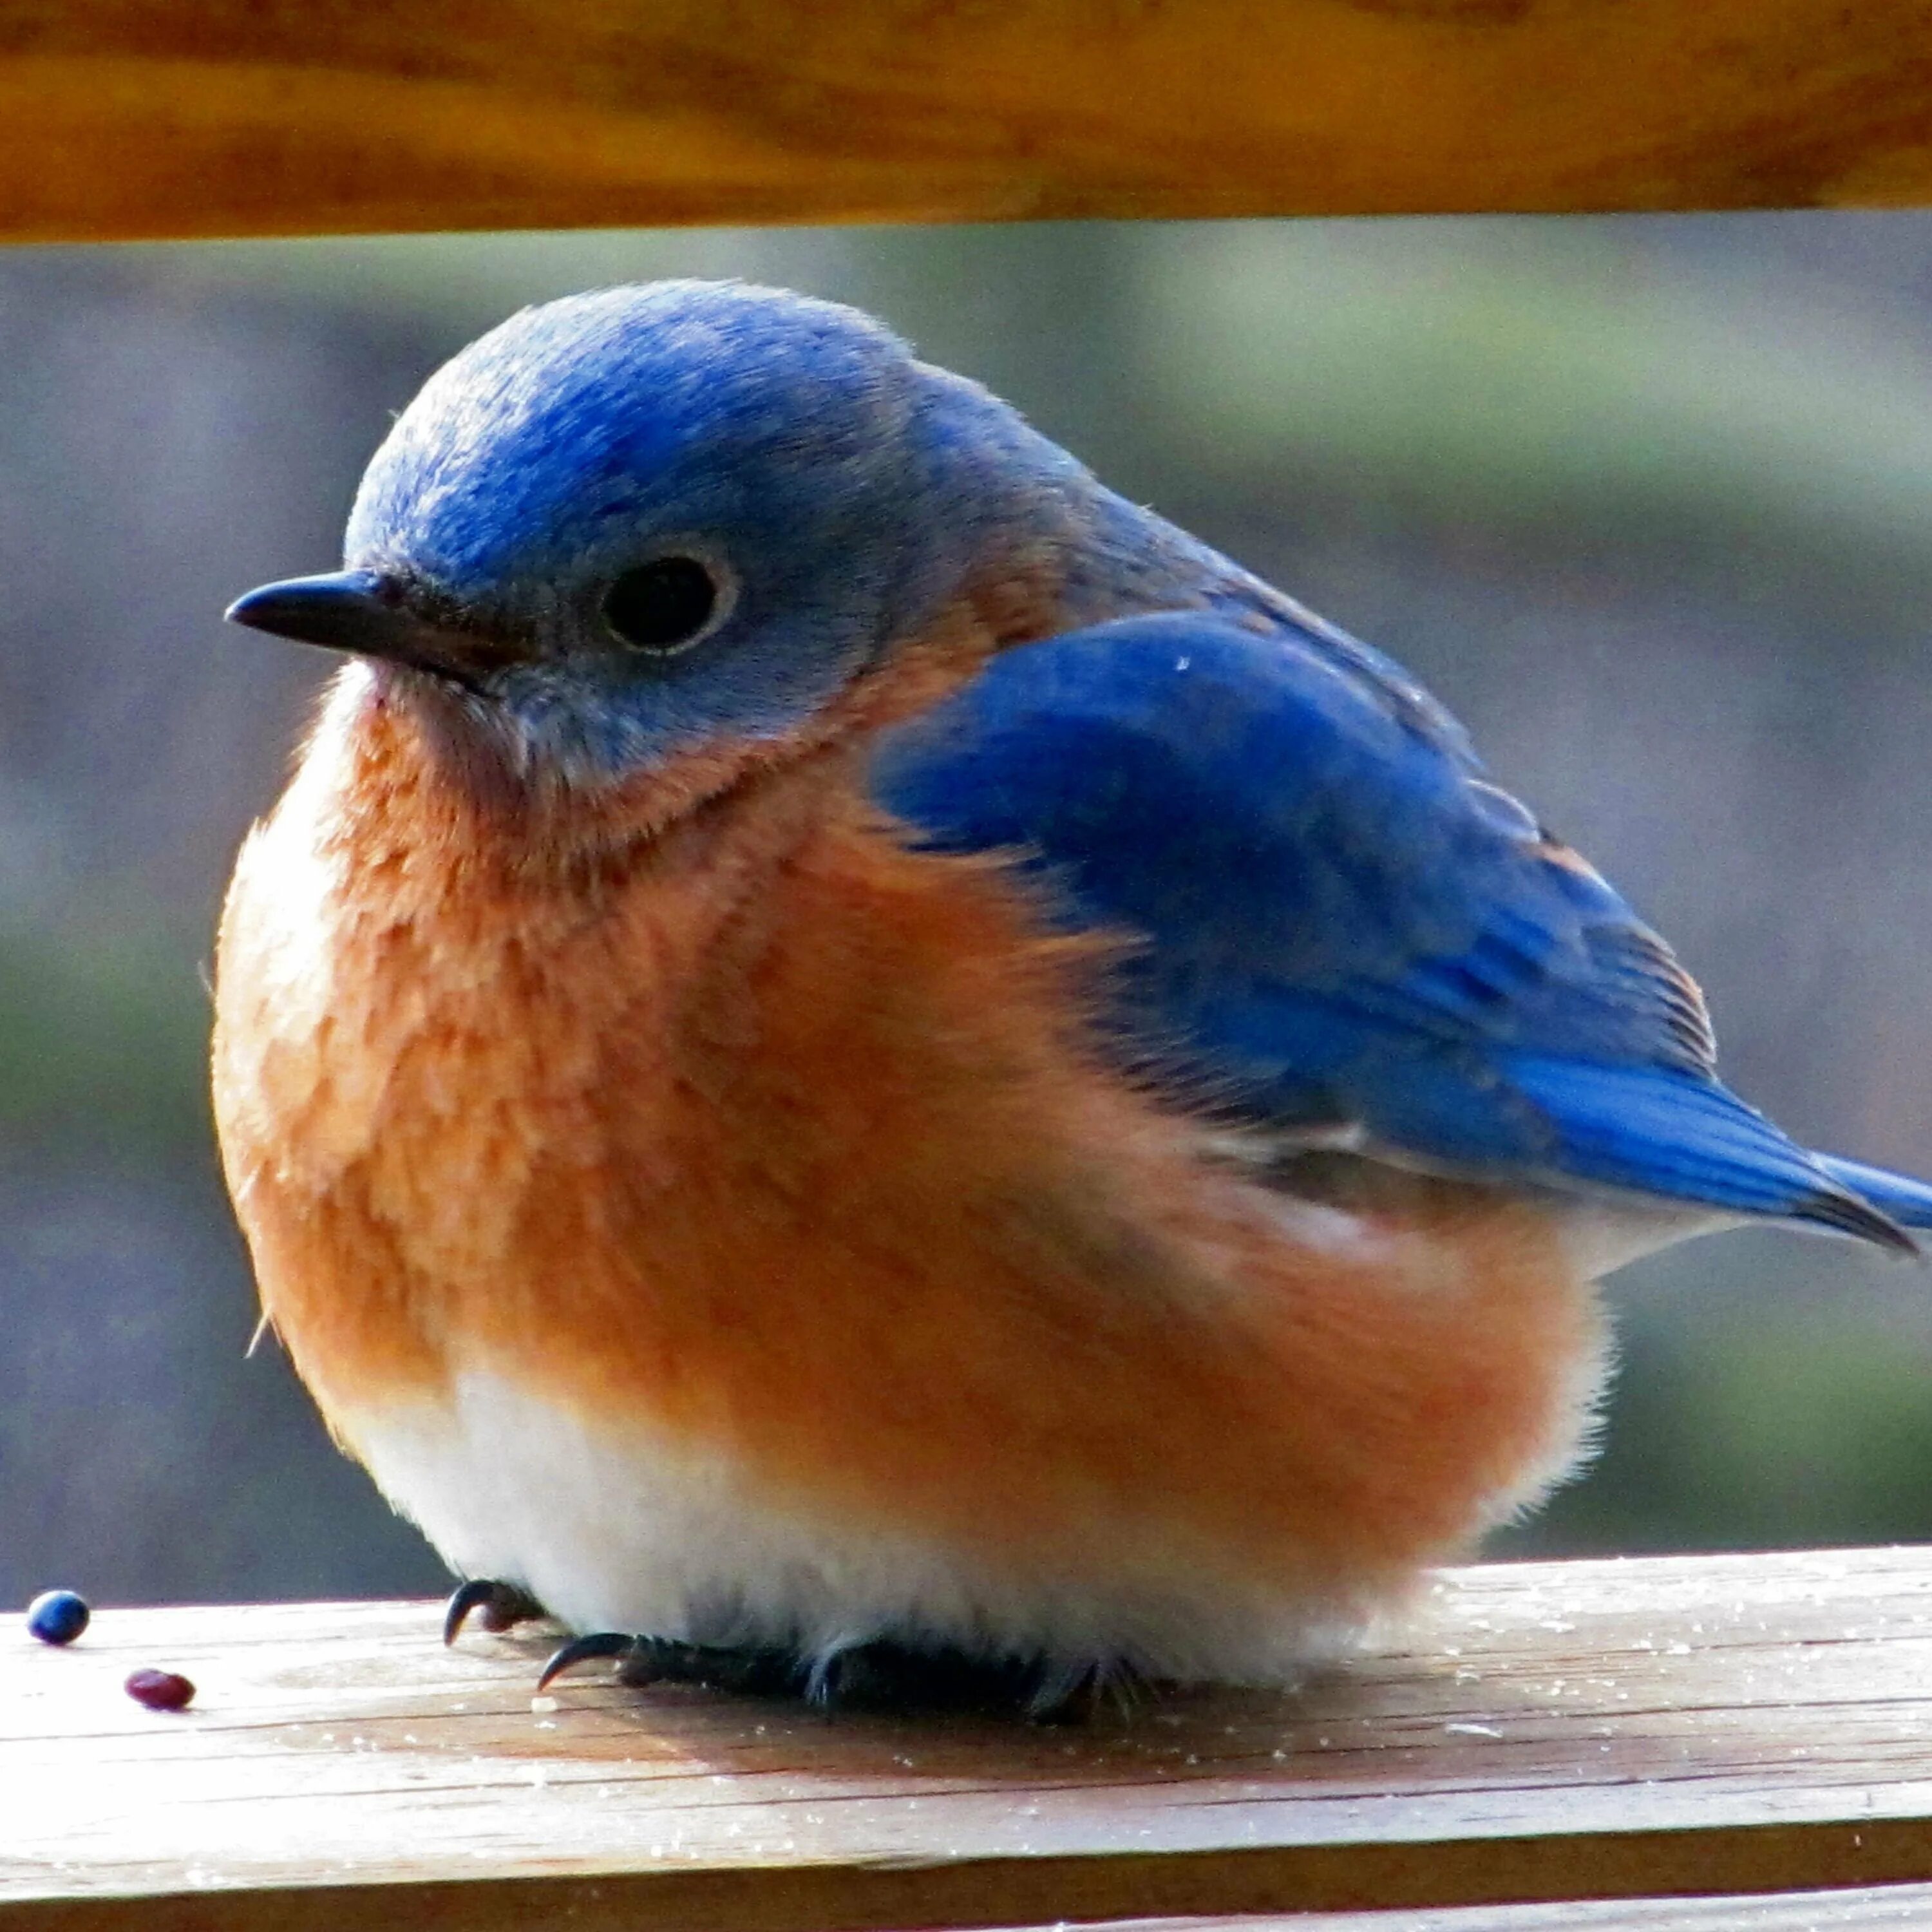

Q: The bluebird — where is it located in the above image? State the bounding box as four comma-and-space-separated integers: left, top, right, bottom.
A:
215, 280, 1932, 1718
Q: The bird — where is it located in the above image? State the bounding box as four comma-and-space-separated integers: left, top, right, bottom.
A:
214, 278, 1932, 1718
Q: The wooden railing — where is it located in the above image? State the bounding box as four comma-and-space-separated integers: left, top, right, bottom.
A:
10, 1548, 1932, 1927
6, 1, 1932, 240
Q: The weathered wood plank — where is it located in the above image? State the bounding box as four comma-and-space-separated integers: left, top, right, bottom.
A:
8, 1548, 1932, 1928
6, 1, 1932, 242
998, 1893, 1932, 1929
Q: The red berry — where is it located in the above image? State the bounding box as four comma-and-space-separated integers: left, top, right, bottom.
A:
124, 1668, 194, 1711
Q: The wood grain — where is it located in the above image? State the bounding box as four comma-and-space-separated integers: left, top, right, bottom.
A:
6, 1, 1932, 242
996, 1892, 1932, 1928
10, 1548, 1932, 1928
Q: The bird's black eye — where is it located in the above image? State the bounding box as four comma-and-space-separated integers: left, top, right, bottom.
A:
601, 556, 719, 654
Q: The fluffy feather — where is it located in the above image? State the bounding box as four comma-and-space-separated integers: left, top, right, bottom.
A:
216, 661, 1603, 1678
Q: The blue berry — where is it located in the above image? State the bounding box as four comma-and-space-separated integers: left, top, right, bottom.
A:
26, 1589, 90, 1645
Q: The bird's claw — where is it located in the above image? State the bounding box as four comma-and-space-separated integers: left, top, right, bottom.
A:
536, 1629, 636, 1691
443, 1578, 545, 1646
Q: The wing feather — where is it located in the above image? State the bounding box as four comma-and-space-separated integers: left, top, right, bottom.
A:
871, 613, 1897, 1244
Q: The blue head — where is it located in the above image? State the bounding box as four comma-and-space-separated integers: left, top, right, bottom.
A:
227, 281, 1117, 785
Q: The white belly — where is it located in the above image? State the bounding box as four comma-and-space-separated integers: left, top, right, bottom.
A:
341, 1369, 1376, 1685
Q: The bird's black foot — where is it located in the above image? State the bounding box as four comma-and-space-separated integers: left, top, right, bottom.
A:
443, 1578, 547, 1646
536, 1629, 1134, 1722
812, 1642, 1131, 1723
536, 1631, 798, 1696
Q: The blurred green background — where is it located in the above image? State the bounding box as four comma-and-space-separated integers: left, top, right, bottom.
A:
6, 214, 1932, 1607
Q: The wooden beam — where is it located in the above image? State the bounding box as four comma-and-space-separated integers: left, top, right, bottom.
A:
992, 1889, 1932, 1927
10, 1548, 1932, 1927
6, 1, 1932, 242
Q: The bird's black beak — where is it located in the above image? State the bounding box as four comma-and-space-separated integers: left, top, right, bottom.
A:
228, 571, 422, 656
225, 571, 506, 688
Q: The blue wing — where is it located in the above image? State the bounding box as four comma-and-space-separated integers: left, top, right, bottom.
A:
871, 612, 1913, 1249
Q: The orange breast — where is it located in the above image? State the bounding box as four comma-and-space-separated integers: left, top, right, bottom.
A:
213, 670, 1601, 1608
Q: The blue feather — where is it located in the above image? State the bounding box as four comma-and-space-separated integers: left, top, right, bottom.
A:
1813, 1155, 1932, 1231
873, 612, 1915, 1252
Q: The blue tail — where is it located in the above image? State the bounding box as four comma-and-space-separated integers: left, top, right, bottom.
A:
1815, 1154, 1932, 1233
1481, 1057, 1918, 1255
